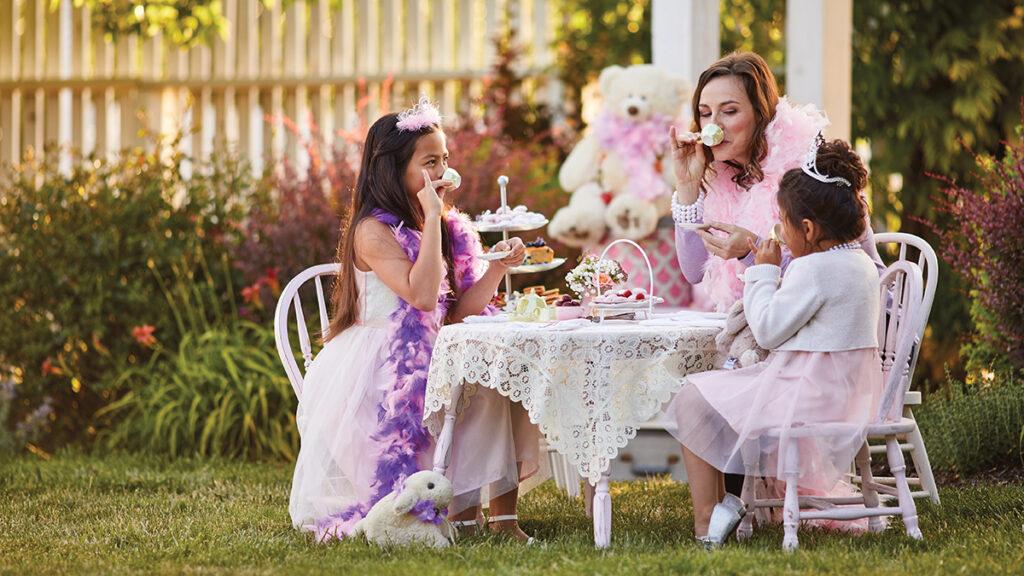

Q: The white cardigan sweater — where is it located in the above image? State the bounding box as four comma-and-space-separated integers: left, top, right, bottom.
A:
742, 249, 880, 352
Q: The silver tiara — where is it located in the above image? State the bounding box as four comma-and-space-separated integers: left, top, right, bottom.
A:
801, 133, 851, 187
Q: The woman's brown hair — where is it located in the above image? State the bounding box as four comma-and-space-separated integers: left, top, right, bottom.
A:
325, 113, 456, 340
689, 51, 780, 189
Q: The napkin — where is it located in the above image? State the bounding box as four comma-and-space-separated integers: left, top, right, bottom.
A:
542, 318, 592, 331
639, 310, 726, 328
463, 314, 510, 324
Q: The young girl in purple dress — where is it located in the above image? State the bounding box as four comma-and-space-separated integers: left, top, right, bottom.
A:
289, 99, 541, 543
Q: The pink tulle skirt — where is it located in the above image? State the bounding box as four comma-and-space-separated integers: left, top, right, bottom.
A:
668, 349, 883, 494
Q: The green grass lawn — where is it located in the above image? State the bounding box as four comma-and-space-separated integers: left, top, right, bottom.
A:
1, 453, 1023, 575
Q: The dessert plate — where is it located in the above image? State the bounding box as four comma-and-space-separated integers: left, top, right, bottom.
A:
477, 250, 512, 261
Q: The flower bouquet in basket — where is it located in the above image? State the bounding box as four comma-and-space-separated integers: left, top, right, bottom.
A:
565, 255, 628, 301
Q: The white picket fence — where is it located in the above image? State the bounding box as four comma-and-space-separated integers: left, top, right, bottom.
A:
0, 0, 559, 174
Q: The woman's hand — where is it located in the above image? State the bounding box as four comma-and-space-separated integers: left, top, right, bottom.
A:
698, 221, 759, 260
747, 236, 782, 266
668, 125, 709, 203
417, 169, 455, 218
487, 237, 526, 271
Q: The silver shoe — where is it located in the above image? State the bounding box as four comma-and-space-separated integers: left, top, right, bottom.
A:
706, 493, 746, 546
696, 535, 719, 550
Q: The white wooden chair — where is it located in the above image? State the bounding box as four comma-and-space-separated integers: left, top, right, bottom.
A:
871, 233, 940, 504
273, 263, 340, 398
738, 260, 926, 551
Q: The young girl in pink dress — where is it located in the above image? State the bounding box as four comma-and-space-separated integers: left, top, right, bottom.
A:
668, 139, 884, 546
289, 99, 542, 543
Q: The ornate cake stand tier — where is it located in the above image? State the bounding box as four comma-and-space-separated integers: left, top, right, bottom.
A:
509, 258, 567, 275
474, 220, 549, 233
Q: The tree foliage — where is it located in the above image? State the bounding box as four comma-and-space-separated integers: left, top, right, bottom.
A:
719, 0, 786, 85
852, 1, 1024, 384
66, 0, 229, 47
553, 0, 652, 128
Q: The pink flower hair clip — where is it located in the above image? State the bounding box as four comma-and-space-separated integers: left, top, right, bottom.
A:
396, 96, 442, 132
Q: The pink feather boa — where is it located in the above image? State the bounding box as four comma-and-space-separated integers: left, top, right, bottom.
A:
591, 110, 675, 201
702, 98, 829, 312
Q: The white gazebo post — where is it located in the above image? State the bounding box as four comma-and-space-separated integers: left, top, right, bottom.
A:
652, 0, 720, 85
785, 0, 853, 140
58, 0, 73, 175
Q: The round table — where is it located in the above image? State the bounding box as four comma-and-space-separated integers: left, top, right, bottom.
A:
423, 316, 722, 547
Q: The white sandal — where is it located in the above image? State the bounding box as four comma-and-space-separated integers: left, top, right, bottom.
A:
451, 519, 482, 539
696, 535, 718, 550
487, 514, 537, 546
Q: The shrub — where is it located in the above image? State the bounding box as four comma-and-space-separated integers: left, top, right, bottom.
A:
0, 145, 253, 447
930, 108, 1024, 373
96, 254, 298, 461
233, 136, 356, 317
916, 372, 1024, 475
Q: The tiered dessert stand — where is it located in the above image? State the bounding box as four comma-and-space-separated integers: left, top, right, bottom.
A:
474, 175, 567, 296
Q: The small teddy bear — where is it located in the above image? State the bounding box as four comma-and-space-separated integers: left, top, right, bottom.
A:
350, 470, 455, 548
716, 300, 768, 369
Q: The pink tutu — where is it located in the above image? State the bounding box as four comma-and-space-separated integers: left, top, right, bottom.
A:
668, 349, 882, 494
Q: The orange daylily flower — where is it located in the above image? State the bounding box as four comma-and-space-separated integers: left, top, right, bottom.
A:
131, 325, 157, 347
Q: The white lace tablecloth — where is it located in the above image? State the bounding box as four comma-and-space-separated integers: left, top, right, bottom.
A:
424, 319, 721, 484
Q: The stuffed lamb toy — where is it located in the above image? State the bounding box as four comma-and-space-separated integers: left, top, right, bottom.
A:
716, 300, 768, 369
351, 470, 455, 548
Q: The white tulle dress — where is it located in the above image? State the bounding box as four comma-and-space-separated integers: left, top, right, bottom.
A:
289, 267, 542, 536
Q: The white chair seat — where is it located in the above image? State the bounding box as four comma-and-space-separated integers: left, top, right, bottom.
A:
865, 417, 919, 437
760, 417, 917, 441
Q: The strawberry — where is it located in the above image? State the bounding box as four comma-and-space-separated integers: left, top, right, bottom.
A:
635, 292, 645, 301
620, 289, 632, 298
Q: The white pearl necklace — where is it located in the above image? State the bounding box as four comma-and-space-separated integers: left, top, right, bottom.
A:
828, 241, 861, 252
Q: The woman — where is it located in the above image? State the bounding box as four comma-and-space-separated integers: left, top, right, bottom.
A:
667, 51, 885, 541
670, 51, 884, 313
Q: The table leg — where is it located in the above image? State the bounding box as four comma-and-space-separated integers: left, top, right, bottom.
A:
432, 383, 464, 475
584, 481, 594, 518
592, 472, 612, 548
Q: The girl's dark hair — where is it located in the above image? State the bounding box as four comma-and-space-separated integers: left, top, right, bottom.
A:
777, 139, 869, 246
326, 112, 455, 340
689, 51, 780, 189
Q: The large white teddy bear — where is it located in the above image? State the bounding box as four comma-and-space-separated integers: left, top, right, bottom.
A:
549, 64, 690, 246
351, 470, 455, 548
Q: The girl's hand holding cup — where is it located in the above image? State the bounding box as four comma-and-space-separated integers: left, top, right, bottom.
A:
748, 236, 782, 267
418, 169, 455, 218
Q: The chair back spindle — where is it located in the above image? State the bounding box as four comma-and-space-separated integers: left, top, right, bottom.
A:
876, 261, 923, 423
873, 233, 938, 392
274, 263, 341, 398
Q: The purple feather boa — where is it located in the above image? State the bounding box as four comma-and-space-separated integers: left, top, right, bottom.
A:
314, 208, 489, 542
